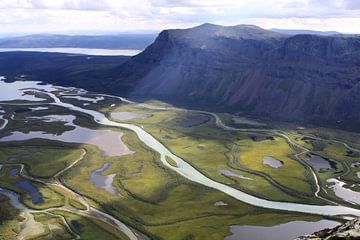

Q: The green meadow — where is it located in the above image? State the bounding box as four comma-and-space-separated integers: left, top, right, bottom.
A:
0, 96, 357, 239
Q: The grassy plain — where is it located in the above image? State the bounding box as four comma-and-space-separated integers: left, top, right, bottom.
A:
0, 143, 84, 178
105, 103, 318, 203
0, 96, 353, 240
58, 123, 322, 239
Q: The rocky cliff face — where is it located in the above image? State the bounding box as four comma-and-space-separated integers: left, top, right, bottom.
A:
295, 218, 360, 240
113, 24, 360, 130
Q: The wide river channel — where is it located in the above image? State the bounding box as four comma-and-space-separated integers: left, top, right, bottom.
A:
24, 82, 360, 217
1, 79, 360, 240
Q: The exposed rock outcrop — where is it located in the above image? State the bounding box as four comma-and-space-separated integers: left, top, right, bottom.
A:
295, 218, 360, 240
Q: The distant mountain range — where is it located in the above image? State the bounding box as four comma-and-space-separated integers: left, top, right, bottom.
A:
0, 34, 157, 49
271, 29, 341, 36
0, 24, 359, 130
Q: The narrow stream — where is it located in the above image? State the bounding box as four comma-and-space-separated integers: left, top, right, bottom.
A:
0, 115, 8, 130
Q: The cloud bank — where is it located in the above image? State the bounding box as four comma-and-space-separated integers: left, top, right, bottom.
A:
0, 0, 359, 34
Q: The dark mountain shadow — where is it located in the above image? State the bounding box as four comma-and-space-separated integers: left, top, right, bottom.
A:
0, 23, 360, 132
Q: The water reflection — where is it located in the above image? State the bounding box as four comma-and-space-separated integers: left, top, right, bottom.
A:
62, 95, 104, 103
218, 169, 252, 180
0, 48, 142, 56
0, 80, 56, 102
2, 80, 360, 218
0, 187, 28, 211
9, 168, 18, 176
214, 201, 228, 206
225, 220, 339, 240
308, 156, 336, 172
15, 180, 43, 205
90, 162, 120, 196
263, 156, 283, 168
29, 107, 49, 111
327, 178, 360, 205
0, 115, 133, 157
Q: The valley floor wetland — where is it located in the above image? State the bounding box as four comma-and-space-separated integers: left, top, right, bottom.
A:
1, 79, 360, 239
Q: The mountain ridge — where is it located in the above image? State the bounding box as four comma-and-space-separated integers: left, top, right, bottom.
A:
0, 24, 359, 130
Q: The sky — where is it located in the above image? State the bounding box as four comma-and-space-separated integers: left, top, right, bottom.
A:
0, 0, 360, 35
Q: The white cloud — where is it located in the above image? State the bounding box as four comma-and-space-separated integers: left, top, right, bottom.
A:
244, 17, 360, 33
0, 0, 359, 34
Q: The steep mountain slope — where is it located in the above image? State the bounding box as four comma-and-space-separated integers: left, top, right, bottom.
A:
113, 23, 360, 129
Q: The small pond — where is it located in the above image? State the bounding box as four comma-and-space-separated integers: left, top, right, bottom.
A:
214, 201, 228, 206
225, 220, 339, 240
263, 156, 283, 169
90, 162, 120, 196
351, 162, 360, 168
9, 168, 18, 176
29, 107, 49, 111
218, 169, 252, 180
0, 115, 133, 157
249, 134, 274, 142
15, 180, 43, 205
308, 156, 336, 172
0, 80, 57, 102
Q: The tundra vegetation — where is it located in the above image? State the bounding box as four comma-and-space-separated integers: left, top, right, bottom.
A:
0, 94, 359, 240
